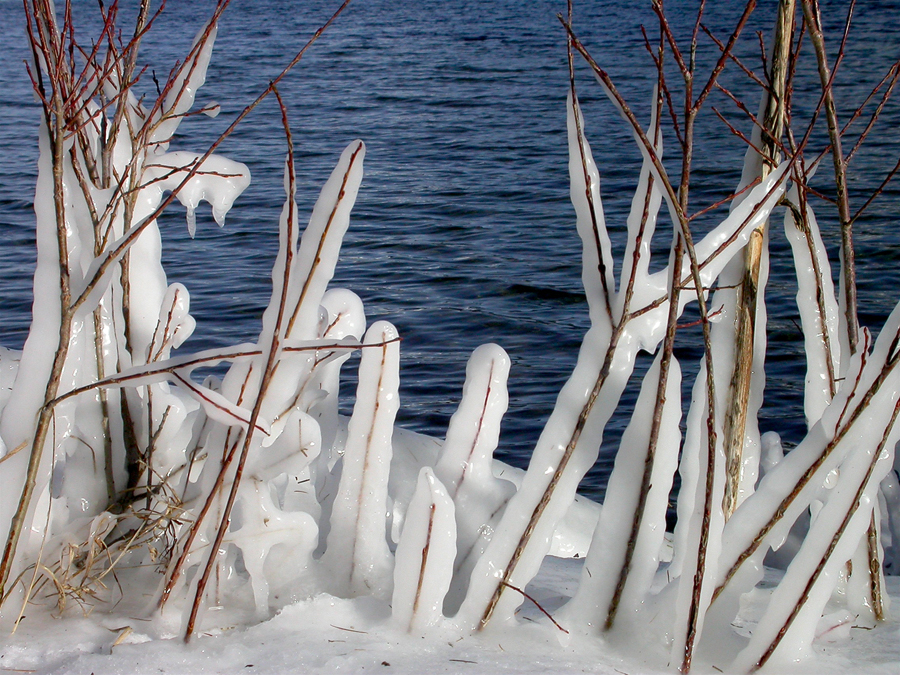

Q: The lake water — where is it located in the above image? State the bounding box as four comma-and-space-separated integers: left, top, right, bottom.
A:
0, 0, 898, 500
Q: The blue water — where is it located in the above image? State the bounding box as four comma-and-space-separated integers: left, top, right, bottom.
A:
1, 0, 899, 500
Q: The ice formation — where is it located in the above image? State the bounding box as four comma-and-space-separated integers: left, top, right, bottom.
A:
0, 5, 898, 675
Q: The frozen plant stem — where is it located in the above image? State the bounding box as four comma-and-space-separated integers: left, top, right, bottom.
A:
474, 2, 775, 638
1, 0, 354, 615
0, 0, 74, 597
713, 328, 900, 605
800, 0, 858, 354
800, 0, 887, 618
751, 393, 900, 672
184, 86, 301, 641
603, 28, 670, 632
722, 0, 794, 520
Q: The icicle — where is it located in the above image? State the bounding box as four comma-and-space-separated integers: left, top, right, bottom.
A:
322, 321, 400, 599
452, 91, 637, 631
255, 155, 301, 357
392, 467, 456, 634
141, 151, 250, 239
186, 207, 197, 238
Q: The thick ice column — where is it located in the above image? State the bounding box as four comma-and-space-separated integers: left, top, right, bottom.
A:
0, 123, 64, 454
434, 343, 515, 613
322, 321, 400, 599
783, 187, 841, 427
730, 422, 898, 672
282, 141, 366, 343
562, 352, 682, 634
451, 91, 622, 631
0, 123, 79, 586
251, 141, 365, 433
667, 364, 727, 667
392, 467, 456, 634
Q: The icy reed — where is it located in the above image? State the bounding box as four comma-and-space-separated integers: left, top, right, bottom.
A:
0, 0, 898, 673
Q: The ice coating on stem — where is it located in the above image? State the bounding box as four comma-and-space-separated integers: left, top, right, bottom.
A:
250, 409, 320, 479
666, 362, 727, 668
436, 344, 511, 499
843, 517, 887, 628
705, 315, 900, 661
562, 352, 682, 634
731, 420, 898, 672
148, 283, 196, 362
705, 116, 779, 517
0, 13, 278, 617
567, 91, 615, 327
783, 186, 841, 426
284, 141, 366, 342
593, 73, 789, 313
715, 305, 900, 590
392, 467, 456, 634
434, 343, 515, 613
4, 6, 899, 669
0, 122, 65, 452
253, 143, 365, 439
156, 141, 366, 613
453, 93, 635, 627
456, 87, 788, 635
0, 121, 113, 587
312, 288, 367, 456
675, 164, 787, 314
323, 321, 400, 599
614, 87, 666, 331
150, 22, 220, 149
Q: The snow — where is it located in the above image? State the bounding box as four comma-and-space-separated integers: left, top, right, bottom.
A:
1, 559, 897, 675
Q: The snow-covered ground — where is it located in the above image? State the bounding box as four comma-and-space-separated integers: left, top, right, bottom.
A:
3, 557, 897, 675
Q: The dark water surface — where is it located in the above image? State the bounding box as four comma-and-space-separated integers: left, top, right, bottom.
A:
1, 0, 899, 500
